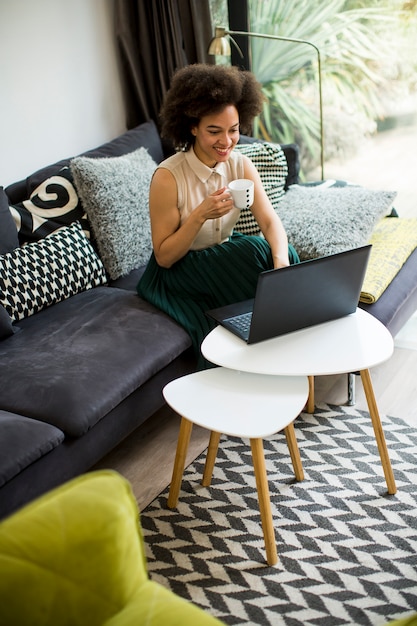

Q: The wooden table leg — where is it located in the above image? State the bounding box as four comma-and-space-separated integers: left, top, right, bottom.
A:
360, 369, 397, 495
284, 423, 304, 481
250, 438, 278, 566
202, 431, 221, 487
305, 375, 315, 413
167, 417, 193, 509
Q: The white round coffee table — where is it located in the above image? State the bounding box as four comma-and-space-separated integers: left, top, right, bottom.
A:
163, 367, 309, 566
201, 308, 396, 495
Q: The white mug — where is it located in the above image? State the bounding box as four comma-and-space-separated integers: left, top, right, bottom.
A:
228, 179, 254, 209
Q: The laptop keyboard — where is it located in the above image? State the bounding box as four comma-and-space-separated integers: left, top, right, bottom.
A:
225, 311, 253, 334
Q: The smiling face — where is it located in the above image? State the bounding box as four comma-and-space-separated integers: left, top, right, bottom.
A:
191, 105, 240, 167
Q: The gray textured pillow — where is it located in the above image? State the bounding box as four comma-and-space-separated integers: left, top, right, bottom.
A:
71, 147, 157, 279
277, 185, 397, 260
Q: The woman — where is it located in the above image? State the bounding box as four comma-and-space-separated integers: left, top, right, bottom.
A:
137, 64, 299, 368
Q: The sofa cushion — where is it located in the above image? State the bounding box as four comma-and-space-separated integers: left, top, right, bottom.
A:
71, 148, 156, 280
277, 184, 397, 261
0, 222, 107, 322
233, 142, 288, 235
108, 267, 146, 291
5, 121, 164, 205
0, 411, 64, 487
0, 287, 191, 437
9, 167, 90, 245
0, 187, 19, 254
81, 119, 164, 164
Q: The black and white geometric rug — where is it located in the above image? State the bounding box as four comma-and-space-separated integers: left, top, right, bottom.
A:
141, 404, 417, 626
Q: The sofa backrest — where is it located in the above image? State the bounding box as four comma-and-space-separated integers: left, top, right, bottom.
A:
5, 122, 299, 205
5, 121, 165, 205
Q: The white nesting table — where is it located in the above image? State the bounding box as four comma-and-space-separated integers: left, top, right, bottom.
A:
202, 308, 397, 495
163, 368, 309, 566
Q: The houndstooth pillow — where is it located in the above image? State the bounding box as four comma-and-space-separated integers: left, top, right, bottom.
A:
233, 142, 288, 235
0, 221, 107, 322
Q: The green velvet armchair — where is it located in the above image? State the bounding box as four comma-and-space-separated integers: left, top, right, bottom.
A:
0, 470, 224, 626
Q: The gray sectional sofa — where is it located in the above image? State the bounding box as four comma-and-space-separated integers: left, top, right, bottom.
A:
1, 120, 416, 520
0, 122, 197, 519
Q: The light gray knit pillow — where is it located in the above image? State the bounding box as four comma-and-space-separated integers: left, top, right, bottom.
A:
71, 148, 157, 279
277, 185, 397, 260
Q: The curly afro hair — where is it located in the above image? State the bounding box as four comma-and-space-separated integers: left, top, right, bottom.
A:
160, 64, 265, 150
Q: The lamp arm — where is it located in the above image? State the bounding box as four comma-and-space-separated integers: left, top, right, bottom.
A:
226, 29, 324, 180
227, 29, 321, 57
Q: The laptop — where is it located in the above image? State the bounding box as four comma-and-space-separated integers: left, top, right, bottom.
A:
206, 245, 371, 344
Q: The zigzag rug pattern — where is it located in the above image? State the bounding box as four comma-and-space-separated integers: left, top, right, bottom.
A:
141, 404, 417, 626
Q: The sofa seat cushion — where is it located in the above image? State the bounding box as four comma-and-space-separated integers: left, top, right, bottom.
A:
0, 411, 64, 487
108, 267, 146, 291
0, 287, 191, 437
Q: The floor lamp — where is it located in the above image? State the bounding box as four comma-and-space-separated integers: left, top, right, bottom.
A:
208, 26, 325, 180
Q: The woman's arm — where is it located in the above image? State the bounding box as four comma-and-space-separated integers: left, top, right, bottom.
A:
242, 155, 290, 268
149, 167, 234, 268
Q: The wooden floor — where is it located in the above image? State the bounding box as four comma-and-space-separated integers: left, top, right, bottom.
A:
94, 123, 417, 511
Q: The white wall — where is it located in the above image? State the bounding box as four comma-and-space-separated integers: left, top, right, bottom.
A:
0, 0, 127, 186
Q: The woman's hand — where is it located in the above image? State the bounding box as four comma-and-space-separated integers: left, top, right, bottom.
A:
196, 187, 234, 221
272, 255, 290, 270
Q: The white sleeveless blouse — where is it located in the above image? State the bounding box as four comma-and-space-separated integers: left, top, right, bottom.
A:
157, 146, 244, 250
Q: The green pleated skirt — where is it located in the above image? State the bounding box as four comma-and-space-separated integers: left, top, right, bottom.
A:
137, 232, 299, 368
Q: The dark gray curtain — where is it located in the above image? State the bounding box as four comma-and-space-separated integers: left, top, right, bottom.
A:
115, 0, 213, 130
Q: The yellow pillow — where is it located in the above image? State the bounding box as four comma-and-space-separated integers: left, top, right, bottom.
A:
360, 218, 417, 304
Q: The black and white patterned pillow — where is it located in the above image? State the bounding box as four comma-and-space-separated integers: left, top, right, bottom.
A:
9, 167, 90, 245
0, 221, 106, 322
233, 142, 288, 235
